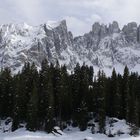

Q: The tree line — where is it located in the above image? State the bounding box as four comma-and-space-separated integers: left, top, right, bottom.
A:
0, 59, 140, 136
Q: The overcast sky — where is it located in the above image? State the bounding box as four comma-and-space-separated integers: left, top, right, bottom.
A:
1, 0, 140, 36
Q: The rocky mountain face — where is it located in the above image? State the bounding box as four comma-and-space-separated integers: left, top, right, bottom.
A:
0, 20, 140, 74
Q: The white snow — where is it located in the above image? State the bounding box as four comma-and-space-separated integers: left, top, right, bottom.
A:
0, 128, 139, 140
46, 20, 61, 29
0, 21, 140, 75
0, 118, 140, 140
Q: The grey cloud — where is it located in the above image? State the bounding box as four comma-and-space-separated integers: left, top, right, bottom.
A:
0, 0, 140, 36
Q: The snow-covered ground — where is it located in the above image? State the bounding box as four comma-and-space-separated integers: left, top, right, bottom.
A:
0, 128, 139, 140
0, 118, 140, 140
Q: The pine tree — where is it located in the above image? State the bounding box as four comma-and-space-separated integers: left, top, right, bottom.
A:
21, 62, 34, 121
130, 98, 139, 136
76, 100, 88, 131
117, 73, 124, 119
71, 63, 90, 129
127, 73, 138, 123
45, 68, 55, 133
53, 60, 62, 127
71, 63, 81, 124
45, 84, 55, 133
73, 64, 89, 131
97, 70, 106, 134
123, 66, 130, 121
38, 59, 49, 128
88, 66, 94, 85
60, 65, 71, 122
26, 63, 39, 131
80, 64, 89, 103
0, 68, 13, 117
26, 81, 39, 131
109, 68, 120, 118
12, 74, 21, 131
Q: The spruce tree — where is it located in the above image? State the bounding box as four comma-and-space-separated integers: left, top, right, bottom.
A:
88, 66, 94, 85
109, 68, 120, 118
12, 74, 21, 131
45, 68, 55, 133
0, 68, 13, 117
127, 73, 137, 123
71, 63, 81, 124
21, 62, 33, 121
26, 81, 39, 131
130, 98, 139, 136
97, 70, 106, 134
60, 65, 71, 122
39, 59, 49, 128
53, 60, 62, 127
123, 66, 130, 121
77, 100, 88, 131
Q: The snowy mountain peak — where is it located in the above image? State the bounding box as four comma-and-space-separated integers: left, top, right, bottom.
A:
91, 21, 120, 36
108, 21, 120, 34
122, 22, 138, 41
45, 20, 67, 30
0, 20, 140, 74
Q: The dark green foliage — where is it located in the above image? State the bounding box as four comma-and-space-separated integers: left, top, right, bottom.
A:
0, 61, 140, 137
123, 66, 130, 121
60, 65, 71, 122
0, 68, 13, 118
97, 70, 106, 134
77, 101, 88, 131
130, 99, 139, 136
107, 68, 121, 118
26, 81, 39, 131
45, 68, 55, 133
38, 59, 49, 129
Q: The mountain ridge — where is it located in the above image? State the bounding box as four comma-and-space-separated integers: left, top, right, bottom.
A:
0, 20, 140, 74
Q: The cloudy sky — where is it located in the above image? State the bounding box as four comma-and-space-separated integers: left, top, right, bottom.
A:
0, 0, 140, 36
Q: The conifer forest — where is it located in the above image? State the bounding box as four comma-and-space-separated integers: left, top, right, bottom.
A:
0, 59, 140, 136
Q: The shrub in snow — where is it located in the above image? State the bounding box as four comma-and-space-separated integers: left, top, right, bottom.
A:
5, 118, 12, 125
79, 123, 87, 131
72, 121, 78, 127
117, 130, 124, 136
91, 124, 95, 134
66, 120, 71, 126
52, 126, 63, 135
84, 137, 93, 140
94, 118, 99, 123
129, 124, 139, 137
53, 126, 60, 131
87, 122, 95, 127
108, 130, 115, 137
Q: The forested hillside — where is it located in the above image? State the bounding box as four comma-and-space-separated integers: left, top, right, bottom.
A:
0, 60, 140, 136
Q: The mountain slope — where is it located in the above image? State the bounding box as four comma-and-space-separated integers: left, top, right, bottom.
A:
0, 20, 140, 74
